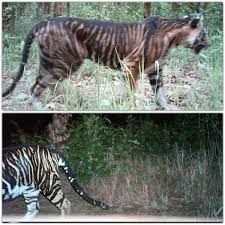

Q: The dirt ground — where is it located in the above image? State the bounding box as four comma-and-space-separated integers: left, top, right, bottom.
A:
3, 194, 221, 223
2, 176, 221, 223
2, 196, 221, 223
2, 64, 201, 111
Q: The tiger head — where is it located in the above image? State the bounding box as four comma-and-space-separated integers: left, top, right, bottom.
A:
180, 15, 211, 54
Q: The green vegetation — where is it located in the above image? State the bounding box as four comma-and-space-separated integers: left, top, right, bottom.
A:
2, 2, 223, 110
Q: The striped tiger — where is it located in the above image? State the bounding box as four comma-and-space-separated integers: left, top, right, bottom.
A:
3, 145, 108, 220
2, 15, 210, 109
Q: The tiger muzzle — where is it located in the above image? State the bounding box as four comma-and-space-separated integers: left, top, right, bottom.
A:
193, 41, 211, 54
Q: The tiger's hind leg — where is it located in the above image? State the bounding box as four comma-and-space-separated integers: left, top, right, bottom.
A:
61, 197, 71, 216
41, 179, 71, 217
29, 61, 82, 109
23, 187, 41, 220
28, 71, 58, 110
31, 60, 83, 97
30, 68, 61, 97
148, 68, 169, 110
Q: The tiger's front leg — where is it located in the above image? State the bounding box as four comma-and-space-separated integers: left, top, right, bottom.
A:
23, 188, 41, 221
123, 60, 140, 92
41, 179, 71, 217
148, 68, 169, 110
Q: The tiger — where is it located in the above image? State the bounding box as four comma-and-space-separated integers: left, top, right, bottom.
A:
2, 145, 108, 220
2, 15, 210, 110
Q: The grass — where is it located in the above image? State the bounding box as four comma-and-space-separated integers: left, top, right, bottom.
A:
39, 59, 155, 111
87, 147, 222, 218
3, 147, 222, 219
165, 31, 223, 111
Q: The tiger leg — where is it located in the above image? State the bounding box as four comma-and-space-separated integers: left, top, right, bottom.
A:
41, 180, 71, 216
61, 197, 71, 216
23, 187, 41, 220
148, 69, 168, 110
124, 60, 140, 91
30, 68, 59, 97
30, 60, 82, 97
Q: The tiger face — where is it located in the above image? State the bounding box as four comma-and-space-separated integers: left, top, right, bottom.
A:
192, 30, 211, 54
181, 15, 210, 54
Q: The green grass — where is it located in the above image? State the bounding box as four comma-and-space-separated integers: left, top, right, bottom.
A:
164, 31, 223, 110
39, 59, 156, 111
40, 62, 129, 110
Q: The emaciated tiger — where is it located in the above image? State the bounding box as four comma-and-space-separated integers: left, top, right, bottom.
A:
2, 15, 210, 109
3, 145, 108, 220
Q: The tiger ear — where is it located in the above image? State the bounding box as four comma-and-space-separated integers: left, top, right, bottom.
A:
183, 15, 191, 21
191, 15, 203, 28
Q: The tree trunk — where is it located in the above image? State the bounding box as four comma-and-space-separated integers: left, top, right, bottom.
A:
48, 114, 71, 150
172, 3, 179, 12
195, 2, 201, 13
44, 2, 51, 15
36, 2, 43, 19
66, 3, 70, 16
190, 2, 201, 13
2, 2, 9, 30
11, 6, 15, 33
2, 3, 16, 32
18, 3, 26, 16
2, 2, 8, 12
54, 2, 64, 17
156, 2, 161, 14
202, 2, 208, 11
144, 2, 151, 18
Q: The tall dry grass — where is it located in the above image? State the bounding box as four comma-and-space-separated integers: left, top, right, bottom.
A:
87, 147, 222, 218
